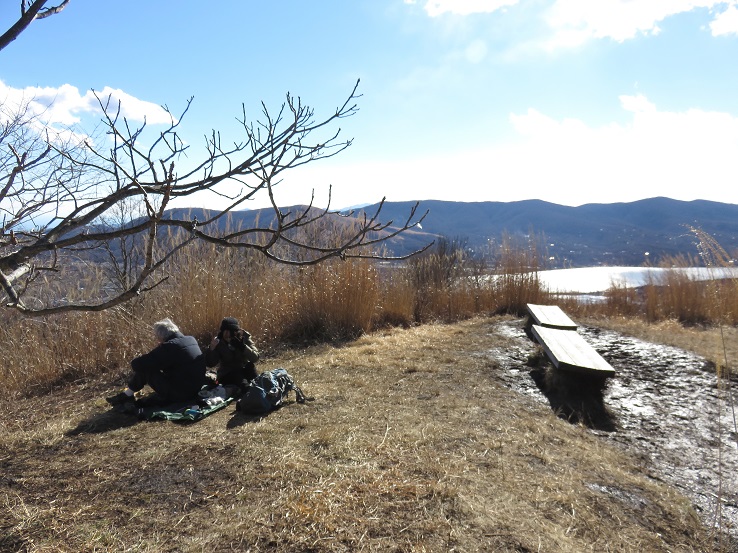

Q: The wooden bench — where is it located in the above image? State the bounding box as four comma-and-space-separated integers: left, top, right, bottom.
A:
525, 303, 578, 331
530, 324, 616, 377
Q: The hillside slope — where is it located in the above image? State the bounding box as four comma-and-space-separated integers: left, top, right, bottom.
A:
165, 197, 738, 266
351, 197, 738, 265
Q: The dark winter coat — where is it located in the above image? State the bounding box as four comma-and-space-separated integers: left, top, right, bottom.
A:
205, 332, 259, 386
130, 332, 207, 401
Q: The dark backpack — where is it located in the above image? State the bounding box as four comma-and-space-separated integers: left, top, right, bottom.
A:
236, 368, 306, 414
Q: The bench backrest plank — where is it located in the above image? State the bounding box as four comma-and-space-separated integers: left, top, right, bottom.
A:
526, 304, 578, 331
531, 324, 615, 377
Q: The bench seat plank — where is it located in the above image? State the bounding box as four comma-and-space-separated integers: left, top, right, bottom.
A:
526, 304, 578, 331
531, 324, 616, 377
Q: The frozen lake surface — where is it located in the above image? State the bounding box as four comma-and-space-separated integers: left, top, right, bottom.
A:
537, 266, 738, 294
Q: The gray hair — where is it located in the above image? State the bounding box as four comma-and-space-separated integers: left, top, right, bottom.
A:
153, 318, 179, 341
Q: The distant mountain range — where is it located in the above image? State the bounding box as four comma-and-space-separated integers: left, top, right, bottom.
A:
164, 197, 738, 267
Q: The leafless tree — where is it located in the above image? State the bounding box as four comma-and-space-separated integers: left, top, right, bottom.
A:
0, 0, 70, 52
98, 196, 148, 293
0, 80, 429, 315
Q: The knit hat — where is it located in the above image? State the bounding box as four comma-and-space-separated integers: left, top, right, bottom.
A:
220, 317, 240, 333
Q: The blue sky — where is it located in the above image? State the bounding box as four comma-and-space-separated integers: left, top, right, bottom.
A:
1, 0, 738, 210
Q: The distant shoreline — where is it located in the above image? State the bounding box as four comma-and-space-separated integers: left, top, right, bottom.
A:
538, 266, 738, 294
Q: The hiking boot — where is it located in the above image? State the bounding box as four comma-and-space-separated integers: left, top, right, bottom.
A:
106, 391, 133, 406
135, 393, 166, 408
118, 400, 140, 416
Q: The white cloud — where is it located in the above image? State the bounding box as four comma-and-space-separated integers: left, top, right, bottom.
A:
423, 0, 518, 17
92, 87, 173, 125
413, 0, 737, 51
544, 0, 728, 49
488, 98, 738, 205
0, 80, 172, 128
282, 95, 738, 209
710, 2, 738, 35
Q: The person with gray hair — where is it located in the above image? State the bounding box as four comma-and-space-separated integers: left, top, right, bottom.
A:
152, 318, 180, 341
106, 318, 207, 412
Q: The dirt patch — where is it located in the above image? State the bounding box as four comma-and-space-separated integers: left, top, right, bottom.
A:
492, 319, 738, 547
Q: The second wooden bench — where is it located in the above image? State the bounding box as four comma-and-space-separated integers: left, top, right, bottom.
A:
525, 303, 578, 331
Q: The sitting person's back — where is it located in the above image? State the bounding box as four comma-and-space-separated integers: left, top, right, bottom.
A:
106, 318, 207, 410
131, 329, 207, 402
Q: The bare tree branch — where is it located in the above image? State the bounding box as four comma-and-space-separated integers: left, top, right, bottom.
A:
0, 0, 70, 52
33, 0, 70, 19
0, 81, 430, 315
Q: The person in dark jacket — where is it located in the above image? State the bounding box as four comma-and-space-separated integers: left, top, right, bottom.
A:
206, 317, 260, 390
106, 318, 207, 410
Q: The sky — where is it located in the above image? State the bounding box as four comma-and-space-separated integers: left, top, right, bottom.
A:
1, 0, 738, 211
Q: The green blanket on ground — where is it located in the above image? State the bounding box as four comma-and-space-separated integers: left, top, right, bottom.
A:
141, 397, 235, 422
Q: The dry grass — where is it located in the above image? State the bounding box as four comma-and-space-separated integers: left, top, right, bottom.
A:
0, 234, 555, 400
0, 317, 710, 552
579, 315, 738, 369
574, 245, 738, 327
2, 218, 736, 551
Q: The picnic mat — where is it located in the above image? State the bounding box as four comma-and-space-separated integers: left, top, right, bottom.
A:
140, 396, 235, 422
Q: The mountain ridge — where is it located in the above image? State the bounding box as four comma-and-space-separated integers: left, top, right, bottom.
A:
165, 197, 738, 267
348, 197, 738, 266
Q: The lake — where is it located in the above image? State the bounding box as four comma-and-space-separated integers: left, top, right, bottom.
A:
537, 266, 738, 294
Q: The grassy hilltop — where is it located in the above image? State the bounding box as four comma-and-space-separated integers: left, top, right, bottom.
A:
2, 239, 737, 551
0, 316, 724, 552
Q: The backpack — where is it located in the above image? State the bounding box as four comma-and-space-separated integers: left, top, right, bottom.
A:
236, 368, 306, 414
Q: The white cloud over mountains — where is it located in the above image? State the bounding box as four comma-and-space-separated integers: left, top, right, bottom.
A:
483, 96, 738, 204
506, 94, 738, 198
288, 94, 738, 209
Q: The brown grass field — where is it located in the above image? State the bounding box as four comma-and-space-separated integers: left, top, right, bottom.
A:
3, 234, 738, 551
0, 315, 723, 553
